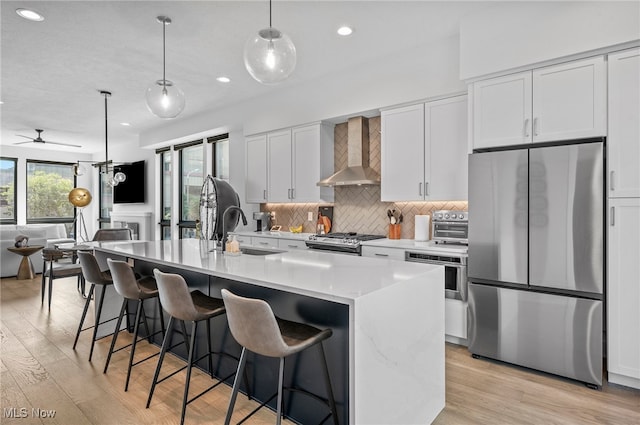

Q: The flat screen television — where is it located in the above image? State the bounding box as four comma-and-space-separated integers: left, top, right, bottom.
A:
113, 160, 145, 204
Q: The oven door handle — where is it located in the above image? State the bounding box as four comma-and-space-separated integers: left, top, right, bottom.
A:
407, 259, 464, 267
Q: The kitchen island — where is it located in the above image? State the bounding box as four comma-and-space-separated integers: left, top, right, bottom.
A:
93, 239, 445, 424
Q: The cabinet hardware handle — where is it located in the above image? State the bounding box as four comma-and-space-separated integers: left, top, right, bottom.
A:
523, 118, 530, 137
291, 188, 295, 199
287, 188, 290, 199
533, 118, 539, 136
610, 171, 615, 191
375, 253, 389, 257
263, 189, 267, 200
419, 182, 422, 196
610, 206, 615, 226
425, 182, 429, 196
287, 244, 298, 248
259, 241, 269, 245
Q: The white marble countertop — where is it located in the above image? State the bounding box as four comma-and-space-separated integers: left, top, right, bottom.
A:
361, 238, 469, 255
94, 239, 441, 305
230, 230, 314, 240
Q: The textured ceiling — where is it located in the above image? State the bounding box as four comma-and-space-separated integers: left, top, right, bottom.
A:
1, 1, 489, 153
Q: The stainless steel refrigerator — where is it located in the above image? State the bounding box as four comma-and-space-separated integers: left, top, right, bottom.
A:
467, 139, 604, 387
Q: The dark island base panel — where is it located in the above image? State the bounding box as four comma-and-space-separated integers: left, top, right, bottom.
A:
131, 259, 349, 425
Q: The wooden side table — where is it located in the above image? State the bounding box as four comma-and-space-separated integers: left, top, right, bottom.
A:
7, 245, 45, 280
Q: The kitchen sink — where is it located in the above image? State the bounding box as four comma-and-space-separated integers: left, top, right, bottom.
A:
239, 247, 284, 256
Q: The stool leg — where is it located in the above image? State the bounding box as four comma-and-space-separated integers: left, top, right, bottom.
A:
180, 320, 198, 425
40, 262, 47, 305
139, 301, 152, 343
206, 318, 213, 378
88, 284, 108, 362
104, 299, 128, 373
147, 315, 174, 408
276, 357, 285, 425
47, 270, 54, 310
318, 343, 339, 425
125, 299, 144, 392
224, 347, 248, 425
73, 283, 95, 350
158, 298, 166, 339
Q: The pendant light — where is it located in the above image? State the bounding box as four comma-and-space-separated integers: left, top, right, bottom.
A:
244, 0, 296, 85
145, 16, 185, 119
100, 90, 126, 187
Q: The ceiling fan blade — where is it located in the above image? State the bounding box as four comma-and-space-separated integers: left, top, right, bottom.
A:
13, 140, 34, 145
42, 140, 82, 148
16, 134, 34, 140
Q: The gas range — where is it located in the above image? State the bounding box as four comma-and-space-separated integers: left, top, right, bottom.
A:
306, 232, 386, 255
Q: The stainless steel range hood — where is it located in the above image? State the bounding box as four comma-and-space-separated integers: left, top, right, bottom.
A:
317, 116, 380, 187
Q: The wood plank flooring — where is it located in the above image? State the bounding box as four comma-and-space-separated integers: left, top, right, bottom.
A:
1, 275, 639, 424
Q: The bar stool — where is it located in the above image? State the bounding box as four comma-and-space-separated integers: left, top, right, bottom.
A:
74, 250, 117, 361
148, 269, 248, 425
103, 258, 166, 391
221, 289, 339, 425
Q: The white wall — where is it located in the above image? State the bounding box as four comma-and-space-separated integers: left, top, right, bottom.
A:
460, 1, 640, 80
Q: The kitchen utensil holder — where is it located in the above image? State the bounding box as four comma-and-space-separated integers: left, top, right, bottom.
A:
389, 224, 401, 240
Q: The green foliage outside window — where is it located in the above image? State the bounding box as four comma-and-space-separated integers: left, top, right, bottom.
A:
27, 171, 74, 219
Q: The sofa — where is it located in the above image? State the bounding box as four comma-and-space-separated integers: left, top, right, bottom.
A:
0, 224, 76, 278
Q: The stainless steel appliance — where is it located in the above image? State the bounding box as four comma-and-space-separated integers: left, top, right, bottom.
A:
253, 212, 271, 232
405, 247, 468, 301
306, 233, 385, 255
467, 139, 604, 387
432, 210, 468, 244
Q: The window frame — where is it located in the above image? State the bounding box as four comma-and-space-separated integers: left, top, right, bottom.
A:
177, 141, 204, 239
208, 133, 229, 180
25, 160, 76, 235
0, 157, 18, 225
97, 164, 114, 229
157, 148, 172, 239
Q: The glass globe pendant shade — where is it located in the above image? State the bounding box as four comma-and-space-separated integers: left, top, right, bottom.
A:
113, 171, 126, 183
145, 79, 185, 119
244, 27, 296, 85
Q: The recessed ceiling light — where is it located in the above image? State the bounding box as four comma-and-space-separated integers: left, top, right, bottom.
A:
120, 122, 131, 126
16, 8, 44, 22
216, 77, 231, 83
337, 26, 353, 36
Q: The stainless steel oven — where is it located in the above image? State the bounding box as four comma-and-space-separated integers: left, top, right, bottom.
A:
405, 250, 468, 301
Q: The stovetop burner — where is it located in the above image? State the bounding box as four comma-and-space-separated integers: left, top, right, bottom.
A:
314, 232, 386, 241
306, 232, 386, 254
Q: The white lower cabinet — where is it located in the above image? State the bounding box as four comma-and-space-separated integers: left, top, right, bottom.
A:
361, 245, 405, 260
445, 299, 467, 341
251, 236, 279, 249
233, 235, 252, 245
607, 198, 640, 389
278, 238, 307, 250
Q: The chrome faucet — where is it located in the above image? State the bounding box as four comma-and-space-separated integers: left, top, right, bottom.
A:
221, 206, 247, 252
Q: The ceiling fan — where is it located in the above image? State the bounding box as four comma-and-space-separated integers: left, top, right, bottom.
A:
14, 129, 81, 148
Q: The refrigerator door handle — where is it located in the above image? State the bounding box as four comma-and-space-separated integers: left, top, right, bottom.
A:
611, 206, 615, 226
523, 118, 530, 137
610, 170, 615, 191
533, 117, 539, 136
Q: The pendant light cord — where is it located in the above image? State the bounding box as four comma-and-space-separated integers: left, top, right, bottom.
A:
162, 18, 166, 87
269, 0, 272, 27
104, 92, 109, 173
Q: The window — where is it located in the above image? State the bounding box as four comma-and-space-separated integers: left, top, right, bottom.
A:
209, 134, 229, 180
98, 165, 113, 229
26, 160, 76, 235
158, 149, 172, 240
178, 142, 204, 239
0, 157, 17, 224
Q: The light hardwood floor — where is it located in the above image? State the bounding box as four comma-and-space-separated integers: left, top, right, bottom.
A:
1, 275, 639, 424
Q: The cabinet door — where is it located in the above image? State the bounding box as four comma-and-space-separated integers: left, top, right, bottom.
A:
252, 236, 279, 249
292, 124, 321, 202
426, 95, 468, 201
471, 71, 532, 149
608, 48, 640, 198
381, 103, 425, 201
245, 134, 268, 203
267, 129, 292, 203
608, 198, 640, 385
532, 56, 606, 142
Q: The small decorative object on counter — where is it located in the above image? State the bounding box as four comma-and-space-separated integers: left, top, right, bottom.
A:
225, 235, 241, 254
289, 225, 303, 233
14, 234, 29, 248
414, 215, 430, 241
387, 208, 403, 239
389, 224, 401, 240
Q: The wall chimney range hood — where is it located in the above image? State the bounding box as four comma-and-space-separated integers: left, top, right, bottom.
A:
317, 116, 380, 187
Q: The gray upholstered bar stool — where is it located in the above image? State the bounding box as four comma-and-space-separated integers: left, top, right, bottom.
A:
221, 289, 339, 425
104, 258, 165, 391
148, 269, 246, 425
74, 250, 116, 361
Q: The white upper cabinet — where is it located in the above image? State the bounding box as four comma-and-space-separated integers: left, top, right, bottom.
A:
608, 47, 640, 198
471, 72, 532, 149
381, 95, 468, 202
426, 95, 468, 201
532, 56, 606, 142
471, 56, 606, 149
267, 129, 293, 203
381, 103, 425, 202
248, 123, 334, 204
245, 134, 268, 203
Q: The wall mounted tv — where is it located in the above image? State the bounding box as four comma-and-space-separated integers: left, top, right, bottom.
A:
113, 160, 145, 204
